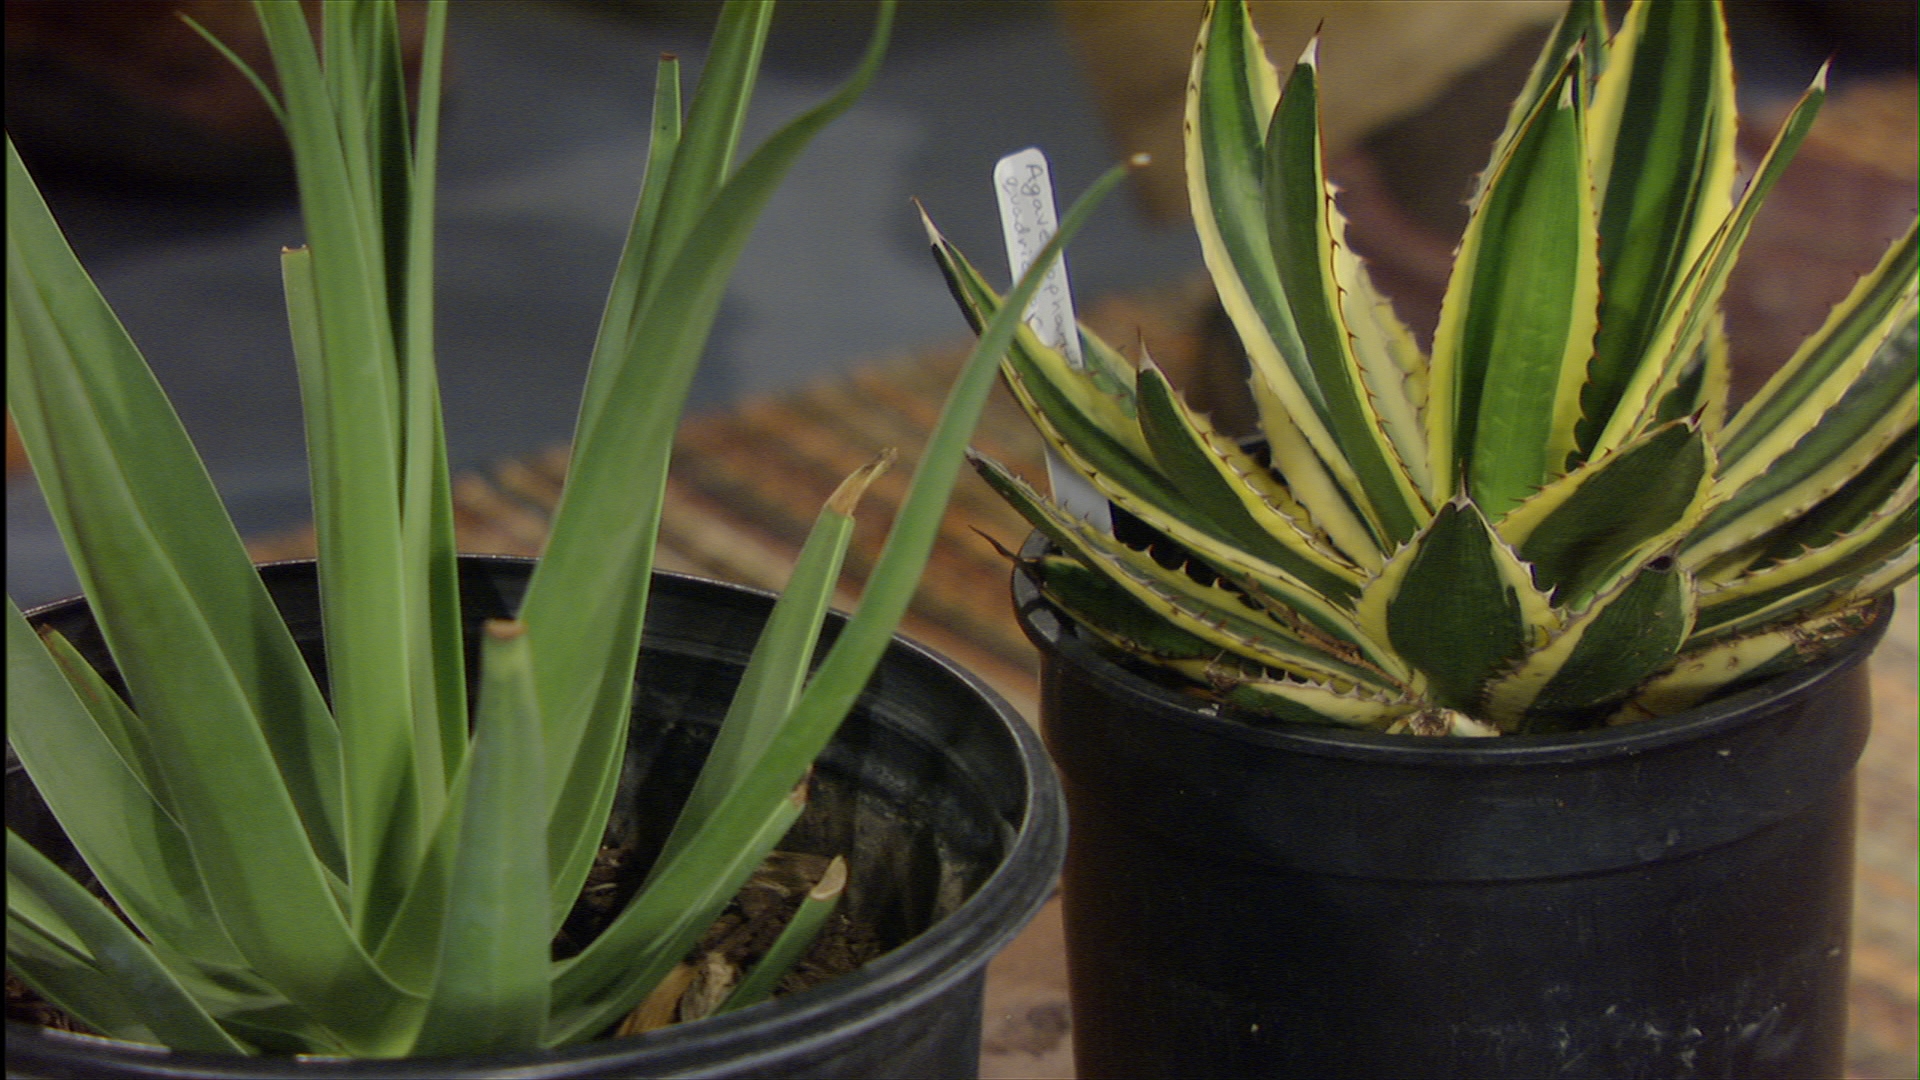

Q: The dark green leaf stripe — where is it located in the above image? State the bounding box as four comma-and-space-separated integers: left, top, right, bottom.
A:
1134, 364, 1359, 599
1030, 556, 1218, 660
1525, 560, 1691, 730
1578, 0, 1733, 459
1718, 224, 1917, 471
1434, 56, 1597, 516
1262, 51, 1421, 543
1690, 323, 1916, 546
1696, 501, 1916, 633
1595, 68, 1829, 452
1386, 502, 1529, 712
1193, 2, 1319, 420
1517, 421, 1707, 601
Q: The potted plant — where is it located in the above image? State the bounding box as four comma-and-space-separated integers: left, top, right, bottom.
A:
5, 1, 1128, 1074
927, 0, 1916, 1076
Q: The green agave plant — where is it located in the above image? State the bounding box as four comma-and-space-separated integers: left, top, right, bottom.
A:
932, 0, 1917, 736
6, 0, 1124, 1058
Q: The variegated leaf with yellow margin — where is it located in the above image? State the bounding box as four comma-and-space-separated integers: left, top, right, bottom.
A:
1482, 556, 1694, 732
1163, 656, 1423, 732
1574, 0, 1738, 462
1426, 57, 1598, 517
920, 209, 1142, 448
1134, 358, 1362, 593
1608, 600, 1878, 724
1356, 499, 1559, 713
1496, 419, 1711, 605
1693, 469, 1915, 631
974, 452, 1400, 690
1026, 556, 1420, 730
1185, 0, 1402, 562
1712, 221, 1918, 494
1696, 424, 1917, 590
1591, 67, 1830, 455
1260, 37, 1429, 544
1684, 310, 1917, 567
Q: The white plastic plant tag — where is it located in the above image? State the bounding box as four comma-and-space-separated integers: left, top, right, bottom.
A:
993, 147, 1113, 533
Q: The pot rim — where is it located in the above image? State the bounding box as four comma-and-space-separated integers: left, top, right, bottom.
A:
9, 556, 1067, 1076
1014, 533, 1893, 770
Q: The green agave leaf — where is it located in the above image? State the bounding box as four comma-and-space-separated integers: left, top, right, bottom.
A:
395, 0, 468, 822
1716, 222, 1918, 491
1575, 0, 1738, 459
1186, 2, 1392, 558
615, 0, 775, 345
548, 158, 1134, 1045
1693, 490, 1915, 641
574, 54, 680, 465
1498, 419, 1711, 604
256, 4, 423, 924
1610, 601, 1876, 722
1427, 58, 1598, 516
8, 607, 240, 969
651, 455, 888, 877
409, 622, 549, 1056
921, 214, 1143, 449
1358, 499, 1558, 713
8, 832, 248, 1054
1730, 425, 1919, 574
1134, 359, 1363, 596
31, 624, 172, 816
13, 217, 412, 1056
519, 0, 895, 937
976, 454, 1393, 689
1260, 37, 1427, 544
718, 855, 845, 1014
1592, 66, 1829, 454
1479, 0, 1607, 211
7, 140, 344, 879
1685, 315, 1917, 567
6, 910, 165, 1047
1331, 230, 1433, 501
1483, 557, 1695, 732
1023, 554, 1218, 660
278, 246, 419, 930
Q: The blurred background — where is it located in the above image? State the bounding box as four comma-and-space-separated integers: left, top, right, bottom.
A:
5, 2, 1914, 1077
7, 0, 1914, 602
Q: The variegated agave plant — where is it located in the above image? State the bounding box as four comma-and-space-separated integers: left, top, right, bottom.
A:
930, 0, 1918, 736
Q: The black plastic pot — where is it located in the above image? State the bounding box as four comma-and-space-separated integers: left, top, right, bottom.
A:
1014, 537, 1887, 1080
7, 556, 1066, 1079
